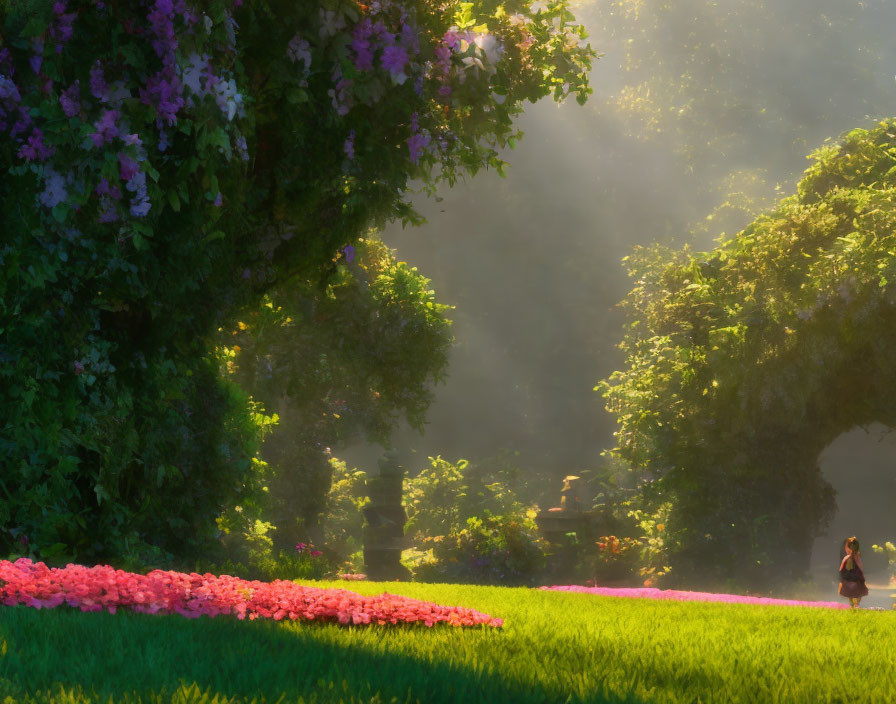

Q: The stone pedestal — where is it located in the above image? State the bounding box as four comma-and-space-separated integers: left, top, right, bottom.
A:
362, 449, 412, 581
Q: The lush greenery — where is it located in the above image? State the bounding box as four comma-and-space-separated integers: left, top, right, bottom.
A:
1, 579, 894, 703
217, 232, 454, 558
600, 119, 896, 591
0, 0, 595, 573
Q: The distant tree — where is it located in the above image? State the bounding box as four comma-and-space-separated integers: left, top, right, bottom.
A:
220, 233, 454, 556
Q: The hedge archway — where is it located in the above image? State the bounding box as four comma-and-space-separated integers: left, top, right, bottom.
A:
601, 118, 896, 591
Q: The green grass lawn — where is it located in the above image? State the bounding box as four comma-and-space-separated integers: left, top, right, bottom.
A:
0, 578, 893, 703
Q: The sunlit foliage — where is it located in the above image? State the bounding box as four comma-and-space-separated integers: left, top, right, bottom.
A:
601, 119, 896, 591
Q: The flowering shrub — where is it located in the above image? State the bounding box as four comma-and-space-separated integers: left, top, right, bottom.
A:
411, 512, 548, 586
0, 558, 503, 627
0, 0, 594, 574
403, 456, 532, 541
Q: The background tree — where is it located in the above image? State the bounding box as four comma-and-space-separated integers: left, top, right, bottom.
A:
220, 233, 454, 557
600, 120, 896, 592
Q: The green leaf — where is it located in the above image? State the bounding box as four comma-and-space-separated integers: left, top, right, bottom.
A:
167, 190, 181, 212
201, 230, 226, 245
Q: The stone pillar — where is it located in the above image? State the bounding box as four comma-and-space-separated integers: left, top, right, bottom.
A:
362, 449, 412, 581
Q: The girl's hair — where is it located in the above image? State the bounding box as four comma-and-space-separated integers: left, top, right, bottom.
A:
844, 537, 861, 556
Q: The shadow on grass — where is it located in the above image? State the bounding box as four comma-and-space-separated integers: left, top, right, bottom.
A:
0, 603, 652, 704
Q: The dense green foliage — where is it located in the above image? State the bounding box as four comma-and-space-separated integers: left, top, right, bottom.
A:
2, 580, 894, 703
218, 233, 454, 556
601, 119, 896, 590
0, 0, 595, 572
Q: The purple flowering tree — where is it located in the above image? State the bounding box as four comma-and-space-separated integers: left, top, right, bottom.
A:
0, 0, 595, 573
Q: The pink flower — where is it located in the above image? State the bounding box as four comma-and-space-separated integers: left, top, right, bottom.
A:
540, 585, 851, 610
0, 559, 503, 627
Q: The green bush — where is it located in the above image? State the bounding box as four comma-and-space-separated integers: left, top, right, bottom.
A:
411, 511, 548, 586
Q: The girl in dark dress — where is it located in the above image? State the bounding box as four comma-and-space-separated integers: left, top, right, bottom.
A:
838, 536, 869, 609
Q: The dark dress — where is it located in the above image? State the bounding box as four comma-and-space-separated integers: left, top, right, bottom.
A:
838, 556, 870, 599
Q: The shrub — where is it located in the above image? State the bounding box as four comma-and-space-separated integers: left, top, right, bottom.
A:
411, 511, 548, 586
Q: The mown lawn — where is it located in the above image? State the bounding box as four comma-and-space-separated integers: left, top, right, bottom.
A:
0, 578, 893, 703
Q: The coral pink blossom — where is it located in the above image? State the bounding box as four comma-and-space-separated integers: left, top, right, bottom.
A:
0, 559, 503, 627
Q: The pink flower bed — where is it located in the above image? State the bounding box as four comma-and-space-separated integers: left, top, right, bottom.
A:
0, 559, 503, 628
540, 585, 851, 610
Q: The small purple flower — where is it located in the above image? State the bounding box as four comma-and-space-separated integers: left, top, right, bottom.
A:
351, 19, 374, 71
39, 168, 68, 208
123, 133, 142, 147
90, 109, 121, 148
50, 2, 77, 52
213, 191, 222, 207
18, 128, 54, 161
399, 22, 420, 56
0, 76, 21, 103
148, 0, 178, 64
130, 197, 151, 217
139, 67, 184, 126
59, 81, 81, 117
29, 38, 44, 74
343, 245, 355, 263
381, 45, 409, 83
90, 61, 109, 101
96, 177, 122, 200
11, 115, 32, 139
98, 200, 119, 222
234, 134, 248, 161
407, 132, 430, 165
344, 129, 355, 160
158, 129, 169, 152
118, 152, 140, 181
372, 21, 394, 45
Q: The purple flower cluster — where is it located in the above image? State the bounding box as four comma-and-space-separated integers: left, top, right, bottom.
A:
50, 2, 78, 54
90, 109, 121, 147
327, 66, 353, 117
59, 81, 81, 117
147, 0, 178, 66
96, 177, 122, 223
406, 111, 431, 165
19, 128, 55, 162
350, 15, 421, 88
90, 61, 109, 102
0, 74, 48, 162
381, 45, 409, 84
233, 133, 249, 162
39, 168, 69, 209
139, 67, 184, 127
